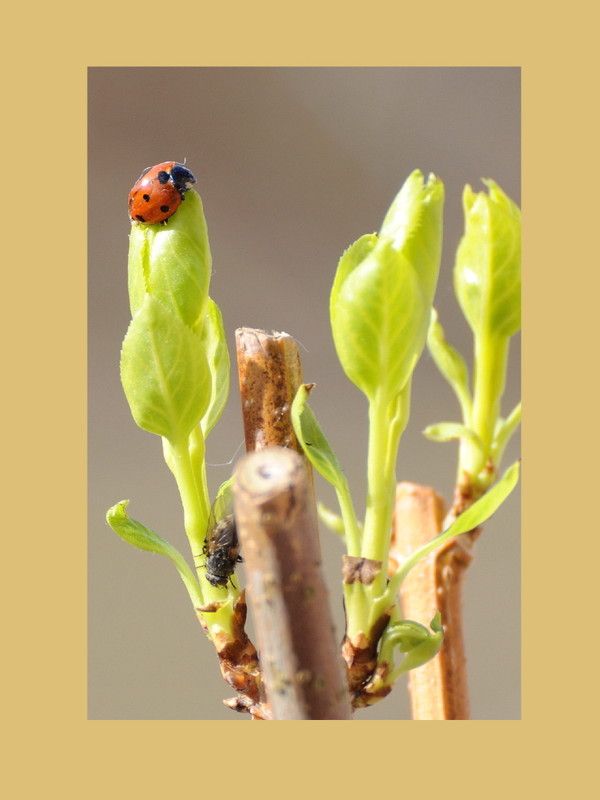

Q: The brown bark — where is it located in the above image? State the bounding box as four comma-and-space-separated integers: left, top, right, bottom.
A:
196, 593, 269, 719
233, 446, 352, 720
390, 481, 478, 720
235, 328, 304, 453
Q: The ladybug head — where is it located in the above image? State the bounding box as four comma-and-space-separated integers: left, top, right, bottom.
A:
170, 164, 196, 194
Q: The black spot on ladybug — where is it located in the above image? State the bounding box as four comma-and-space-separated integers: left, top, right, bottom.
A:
157, 171, 170, 184
135, 215, 145, 222
160, 205, 170, 213
143, 194, 150, 202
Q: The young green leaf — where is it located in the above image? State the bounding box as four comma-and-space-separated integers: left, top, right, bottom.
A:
128, 189, 212, 330
292, 384, 348, 492
292, 383, 361, 553
423, 422, 486, 472
378, 614, 444, 681
317, 502, 345, 536
330, 171, 444, 401
106, 500, 203, 606
200, 298, 231, 437
391, 621, 444, 676
120, 295, 211, 442
492, 402, 522, 467
386, 460, 520, 597
212, 475, 234, 523
454, 180, 521, 340
427, 308, 472, 419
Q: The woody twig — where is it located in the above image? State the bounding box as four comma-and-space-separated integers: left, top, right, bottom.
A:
235, 327, 304, 454
390, 480, 482, 719
234, 447, 352, 719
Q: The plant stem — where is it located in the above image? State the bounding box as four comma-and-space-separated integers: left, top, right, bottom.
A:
167, 436, 232, 624
234, 446, 352, 720
461, 333, 509, 481
362, 386, 408, 582
363, 394, 395, 563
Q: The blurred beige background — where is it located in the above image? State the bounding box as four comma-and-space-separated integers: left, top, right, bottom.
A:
88, 67, 520, 720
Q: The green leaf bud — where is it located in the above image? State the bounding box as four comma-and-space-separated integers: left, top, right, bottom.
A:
454, 180, 521, 340
120, 295, 211, 442
330, 171, 444, 402
127, 189, 212, 331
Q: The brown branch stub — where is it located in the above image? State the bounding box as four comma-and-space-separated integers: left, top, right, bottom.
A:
195, 593, 268, 719
343, 612, 391, 699
342, 556, 382, 585
235, 328, 304, 454
391, 481, 475, 720
233, 446, 352, 720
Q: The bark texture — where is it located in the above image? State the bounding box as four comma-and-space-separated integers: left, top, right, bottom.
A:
196, 593, 268, 719
234, 446, 352, 720
235, 328, 304, 453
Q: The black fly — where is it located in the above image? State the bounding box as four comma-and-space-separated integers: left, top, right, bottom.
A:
202, 513, 242, 588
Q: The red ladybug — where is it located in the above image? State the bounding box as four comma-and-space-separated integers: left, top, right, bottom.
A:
128, 161, 196, 224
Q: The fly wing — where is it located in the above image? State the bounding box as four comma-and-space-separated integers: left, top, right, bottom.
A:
212, 475, 234, 524
204, 475, 235, 551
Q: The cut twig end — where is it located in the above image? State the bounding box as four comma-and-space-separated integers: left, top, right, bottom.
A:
235, 327, 304, 454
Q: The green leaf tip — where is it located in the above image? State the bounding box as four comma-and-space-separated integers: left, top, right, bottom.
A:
430, 611, 443, 634
106, 499, 203, 606
292, 383, 347, 492
107, 499, 171, 554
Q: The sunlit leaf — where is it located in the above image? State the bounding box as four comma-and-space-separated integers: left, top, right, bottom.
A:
292, 384, 347, 492
330, 171, 444, 401
423, 422, 485, 472
106, 500, 202, 605
120, 295, 211, 442
454, 180, 521, 340
390, 461, 520, 592
127, 189, 212, 330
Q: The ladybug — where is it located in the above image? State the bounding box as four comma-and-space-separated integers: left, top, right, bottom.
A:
128, 161, 196, 224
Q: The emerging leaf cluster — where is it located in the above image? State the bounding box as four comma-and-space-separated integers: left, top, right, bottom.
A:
426, 180, 521, 488
292, 172, 521, 691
